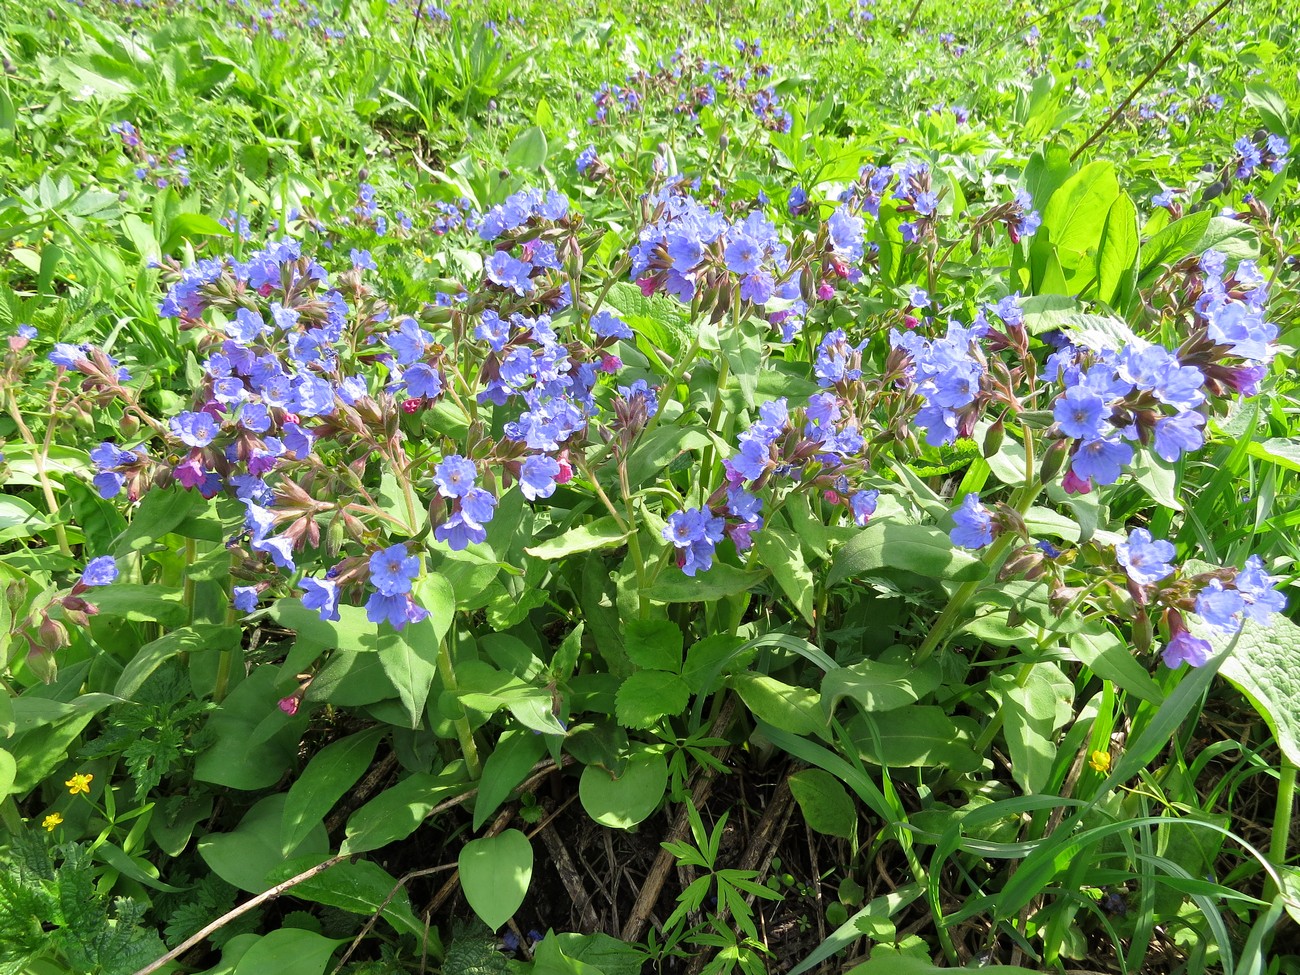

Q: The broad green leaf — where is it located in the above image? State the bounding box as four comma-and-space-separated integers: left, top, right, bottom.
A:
623, 618, 683, 672
788, 768, 856, 838
198, 794, 329, 893
720, 318, 764, 408
282, 727, 384, 851
1039, 160, 1119, 289
1138, 209, 1211, 281
194, 667, 301, 790
753, 527, 816, 624
505, 126, 548, 169
1095, 190, 1138, 307
648, 563, 768, 602
850, 707, 980, 770
624, 428, 712, 487
90, 584, 188, 626
459, 829, 533, 931
615, 670, 691, 729
525, 517, 629, 559
473, 730, 547, 830
341, 764, 470, 855
1068, 624, 1165, 704
579, 748, 667, 828
730, 672, 824, 738
821, 659, 924, 716
111, 486, 203, 554
269, 856, 425, 939
827, 520, 986, 588
0, 748, 16, 799
115, 624, 240, 699
1247, 438, 1300, 473
1216, 616, 1300, 767
990, 662, 1072, 794
231, 929, 344, 975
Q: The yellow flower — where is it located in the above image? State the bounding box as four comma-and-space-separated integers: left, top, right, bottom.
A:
42, 812, 63, 832
1088, 750, 1111, 774
65, 773, 93, 795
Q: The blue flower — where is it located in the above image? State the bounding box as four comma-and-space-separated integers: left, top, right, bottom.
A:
950, 493, 993, 549
1235, 555, 1287, 623
1053, 385, 1109, 441
1152, 411, 1205, 463
301, 577, 341, 622
233, 586, 259, 613
365, 591, 429, 630
171, 411, 219, 448
404, 363, 443, 399
1071, 437, 1132, 486
1195, 579, 1244, 632
520, 455, 561, 501
663, 508, 725, 576
350, 248, 377, 270
435, 512, 488, 550
460, 487, 498, 525
369, 544, 420, 596
80, 556, 118, 587
388, 318, 433, 365
1115, 528, 1175, 586
486, 251, 535, 295
849, 490, 879, 527
434, 455, 478, 498
590, 310, 632, 340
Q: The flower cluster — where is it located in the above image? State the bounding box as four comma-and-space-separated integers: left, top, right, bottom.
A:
109, 120, 190, 188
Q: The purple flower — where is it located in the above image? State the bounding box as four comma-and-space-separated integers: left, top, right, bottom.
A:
1195, 579, 1244, 632
1163, 630, 1213, 669
369, 543, 420, 596
520, 455, 561, 501
171, 411, 219, 448
663, 507, 726, 576
1054, 385, 1109, 441
301, 577, 341, 622
950, 493, 993, 549
365, 591, 429, 631
388, 318, 433, 365
1115, 528, 1175, 586
434, 455, 478, 498
233, 586, 259, 613
80, 556, 118, 587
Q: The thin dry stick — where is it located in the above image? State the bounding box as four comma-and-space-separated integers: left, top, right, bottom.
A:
1071, 0, 1234, 162
132, 854, 352, 975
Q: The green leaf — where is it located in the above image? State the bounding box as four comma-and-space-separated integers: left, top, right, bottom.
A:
990, 663, 1072, 794
1039, 160, 1120, 289
525, 517, 629, 559
505, 126, 548, 170
230, 929, 344, 975
459, 829, 533, 931
821, 659, 925, 716
473, 730, 547, 830
720, 318, 764, 408
1094, 191, 1138, 307
376, 625, 439, 729
0, 748, 17, 800
194, 667, 300, 790
788, 768, 856, 838
753, 527, 816, 624
1138, 209, 1212, 281
341, 764, 470, 855
115, 624, 240, 699
110, 486, 203, 555
198, 794, 329, 893
269, 856, 425, 939
624, 428, 713, 487
1217, 616, 1300, 767
729, 672, 824, 738
827, 520, 986, 588
282, 728, 384, 852
90, 584, 188, 626
615, 671, 691, 729
845, 953, 1041, 975
623, 618, 683, 672
850, 707, 980, 770
1068, 624, 1165, 705
579, 748, 667, 828
647, 563, 768, 602
1247, 438, 1300, 473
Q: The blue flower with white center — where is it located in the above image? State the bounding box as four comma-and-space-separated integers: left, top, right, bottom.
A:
434, 455, 478, 498
171, 411, 219, 448
1235, 555, 1287, 623
1115, 528, 1175, 586
365, 592, 428, 630
1071, 437, 1132, 486
369, 544, 420, 596
950, 493, 993, 549
486, 251, 535, 295
1053, 385, 1109, 441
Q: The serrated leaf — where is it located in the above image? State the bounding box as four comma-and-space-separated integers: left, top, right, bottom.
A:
623, 618, 683, 673
615, 671, 690, 729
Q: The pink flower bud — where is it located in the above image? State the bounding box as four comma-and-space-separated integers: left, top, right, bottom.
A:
278, 696, 300, 716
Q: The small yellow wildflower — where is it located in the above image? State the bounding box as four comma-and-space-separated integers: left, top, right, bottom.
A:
1088, 750, 1111, 774
65, 773, 93, 795
42, 812, 63, 832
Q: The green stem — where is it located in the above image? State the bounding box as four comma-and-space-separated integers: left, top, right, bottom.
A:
5, 386, 72, 557
212, 646, 235, 704
437, 635, 482, 779
1264, 758, 1296, 900
183, 537, 197, 624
